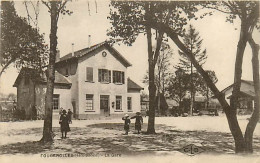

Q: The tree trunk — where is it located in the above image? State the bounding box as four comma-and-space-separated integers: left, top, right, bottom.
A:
230, 21, 249, 114
244, 36, 260, 153
190, 63, 193, 115
40, 2, 59, 143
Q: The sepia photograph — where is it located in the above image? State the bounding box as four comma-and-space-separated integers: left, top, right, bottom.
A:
0, 0, 259, 163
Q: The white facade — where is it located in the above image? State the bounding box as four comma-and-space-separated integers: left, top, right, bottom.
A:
77, 49, 128, 116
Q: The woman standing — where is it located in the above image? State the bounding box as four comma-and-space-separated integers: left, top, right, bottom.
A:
131, 112, 143, 134
59, 110, 70, 139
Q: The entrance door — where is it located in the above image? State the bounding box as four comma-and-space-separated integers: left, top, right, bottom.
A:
100, 95, 110, 117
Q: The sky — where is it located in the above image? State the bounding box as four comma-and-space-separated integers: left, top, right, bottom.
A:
0, 0, 259, 95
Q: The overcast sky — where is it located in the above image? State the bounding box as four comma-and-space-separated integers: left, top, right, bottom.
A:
0, 0, 259, 95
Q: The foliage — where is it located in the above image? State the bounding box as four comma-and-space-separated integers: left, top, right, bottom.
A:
143, 42, 174, 94
177, 25, 207, 71
201, 1, 260, 30
197, 70, 218, 98
108, 1, 199, 45
0, 1, 48, 76
167, 68, 190, 105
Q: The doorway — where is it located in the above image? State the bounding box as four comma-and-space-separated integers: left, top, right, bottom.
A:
100, 95, 110, 117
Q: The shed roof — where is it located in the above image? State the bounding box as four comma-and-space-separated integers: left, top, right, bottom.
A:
127, 78, 143, 91
13, 67, 71, 87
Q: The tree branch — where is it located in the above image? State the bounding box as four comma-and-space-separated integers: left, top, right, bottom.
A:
41, 0, 51, 11
153, 31, 164, 67
0, 58, 16, 78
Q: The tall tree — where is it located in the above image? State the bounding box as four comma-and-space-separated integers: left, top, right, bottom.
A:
145, 1, 259, 153
108, 1, 197, 134
177, 25, 207, 115
201, 1, 260, 153
0, 1, 48, 77
143, 42, 173, 115
40, 0, 71, 143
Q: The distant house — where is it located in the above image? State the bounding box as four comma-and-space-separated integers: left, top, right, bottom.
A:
13, 42, 143, 119
221, 80, 256, 113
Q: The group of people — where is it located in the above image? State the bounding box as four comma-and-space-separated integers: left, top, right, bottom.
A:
122, 112, 143, 135
59, 108, 73, 139
59, 108, 143, 138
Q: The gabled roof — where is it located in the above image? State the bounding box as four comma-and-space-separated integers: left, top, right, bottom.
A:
221, 79, 255, 94
127, 78, 143, 91
57, 41, 132, 67
13, 67, 71, 87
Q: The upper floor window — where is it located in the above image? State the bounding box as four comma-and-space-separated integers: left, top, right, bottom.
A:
113, 71, 124, 84
98, 69, 111, 83
86, 67, 93, 82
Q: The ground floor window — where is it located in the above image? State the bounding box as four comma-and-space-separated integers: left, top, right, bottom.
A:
116, 96, 122, 110
86, 94, 94, 110
52, 94, 59, 110
127, 97, 132, 111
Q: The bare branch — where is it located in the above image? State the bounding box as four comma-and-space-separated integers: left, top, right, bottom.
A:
58, 0, 68, 12
41, 0, 51, 11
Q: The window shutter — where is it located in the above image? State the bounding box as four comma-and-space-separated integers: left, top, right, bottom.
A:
109, 70, 111, 83
86, 67, 93, 82
122, 72, 125, 84
113, 71, 115, 83
98, 69, 101, 82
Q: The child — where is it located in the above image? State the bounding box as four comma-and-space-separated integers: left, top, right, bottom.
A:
67, 109, 73, 124
122, 114, 131, 135
59, 110, 70, 139
131, 112, 143, 134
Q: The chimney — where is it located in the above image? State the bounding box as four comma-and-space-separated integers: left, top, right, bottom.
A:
56, 49, 60, 62
88, 35, 91, 47
72, 43, 74, 56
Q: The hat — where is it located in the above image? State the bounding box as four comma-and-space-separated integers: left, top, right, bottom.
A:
62, 110, 67, 114
124, 114, 129, 117
136, 112, 141, 115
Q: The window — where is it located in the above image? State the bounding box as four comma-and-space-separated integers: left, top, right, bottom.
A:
127, 97, 132, 111
86, 94, 94, 110
52, 94, 59, 110
65, 68, 69, 77
86, 67, 93, 82
116, 96, 122, 110
98, 69, 111, 83
113, 71, 124, 84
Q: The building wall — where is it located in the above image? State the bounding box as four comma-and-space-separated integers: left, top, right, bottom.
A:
127, 91, 141, 113
56, 61, 79, 118
17, 77, 35, 119
35, 84, 72, 118
77, 47, 129, 117
224, 82, 255, 105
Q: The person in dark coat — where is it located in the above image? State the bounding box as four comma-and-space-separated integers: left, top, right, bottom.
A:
131, 112, 143, 134
67, 109, 73, 124
122, 114, 131, 135
59, 110, 70, 139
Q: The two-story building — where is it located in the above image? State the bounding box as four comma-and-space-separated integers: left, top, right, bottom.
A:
13, 41, 143, 119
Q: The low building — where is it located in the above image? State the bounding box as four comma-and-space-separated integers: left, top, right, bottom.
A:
221, 80, 256, 114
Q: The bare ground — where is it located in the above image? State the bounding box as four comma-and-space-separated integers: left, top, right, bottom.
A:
0, 120, 260, 157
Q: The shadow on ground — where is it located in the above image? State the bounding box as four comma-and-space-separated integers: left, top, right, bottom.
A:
1, 123, 260, 156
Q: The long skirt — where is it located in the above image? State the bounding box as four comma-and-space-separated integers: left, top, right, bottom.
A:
135, 123, 141, 131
